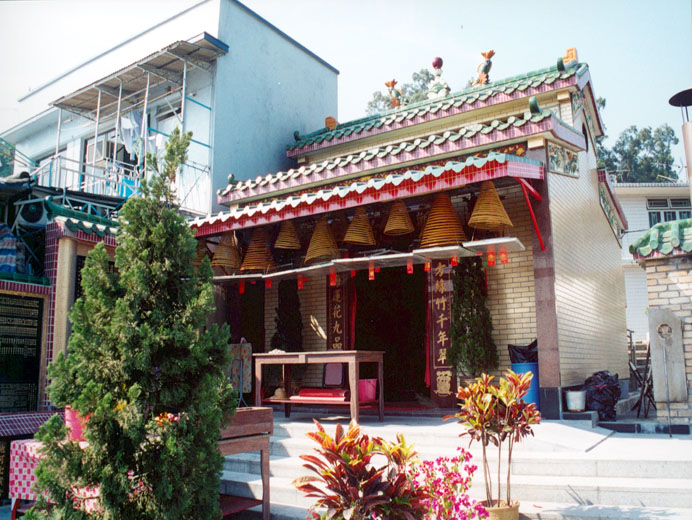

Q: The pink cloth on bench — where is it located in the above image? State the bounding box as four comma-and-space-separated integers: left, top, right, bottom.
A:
297, 388, 350, 399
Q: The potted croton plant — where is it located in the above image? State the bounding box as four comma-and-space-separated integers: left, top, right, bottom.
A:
446, 370, 541, 520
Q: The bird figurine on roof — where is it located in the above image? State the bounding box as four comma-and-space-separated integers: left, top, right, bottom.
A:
427, 56, 451, 100
473, 50, 495, 86
385, 79, 403, 108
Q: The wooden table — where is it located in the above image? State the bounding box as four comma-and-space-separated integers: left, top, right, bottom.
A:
253, 350, 384, 423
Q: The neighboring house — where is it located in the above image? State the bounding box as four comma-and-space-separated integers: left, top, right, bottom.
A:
614, 182, 690, 343
192, 49, 629, 419
0, 0, 338, 412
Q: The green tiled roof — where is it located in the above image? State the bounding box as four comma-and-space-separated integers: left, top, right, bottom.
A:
223, 109, 557, 199
287, 62, 586, 151
44, 199, 118, 236
630, 219, 692, 258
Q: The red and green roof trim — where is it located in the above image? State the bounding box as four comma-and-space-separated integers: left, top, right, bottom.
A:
195, 152, 543, 238
221, 110, 582, 206
287, 62, 594, 156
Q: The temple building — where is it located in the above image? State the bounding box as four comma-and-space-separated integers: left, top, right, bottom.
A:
192, 49, 629, 419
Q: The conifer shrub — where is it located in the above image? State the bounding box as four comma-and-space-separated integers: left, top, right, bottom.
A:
28, 128, 236, 520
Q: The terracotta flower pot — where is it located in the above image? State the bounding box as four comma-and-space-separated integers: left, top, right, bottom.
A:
483, 501, 519, 520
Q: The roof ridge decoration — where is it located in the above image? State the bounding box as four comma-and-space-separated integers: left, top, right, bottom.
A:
287, 61, 586, 154
221, 108, 580, 205
630, 218, 692, 259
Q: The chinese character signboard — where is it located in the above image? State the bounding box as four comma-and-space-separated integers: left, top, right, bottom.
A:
327, 274, 349, 350
0, 295, 43, 412
428, 260, 456, 407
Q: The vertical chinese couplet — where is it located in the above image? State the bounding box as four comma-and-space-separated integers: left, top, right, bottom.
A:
327, 273, 349, 350
429, 260, 455, 404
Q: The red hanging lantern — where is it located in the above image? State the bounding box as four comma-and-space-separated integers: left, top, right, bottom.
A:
499, 250, 509, 265
375, 267, 381, 273
329, 269, 337, 287
406, 258, 414, 274
265, 279, 272, 289
487, 251, 496, 267
297, 275, 304, 290
450, 256, 458, 267
368, 261, 375, 281
351, 270, 356, 278
239, 280, 245, 294
424, 262, 431, 273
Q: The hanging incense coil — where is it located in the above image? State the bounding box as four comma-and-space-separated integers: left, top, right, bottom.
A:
274, 220, 302, 250
343, 207, 376, 246
384, 200, 415, 236
468, 180, 513, 232
419, 193, 467, 248
304, 217, 340, 265
192, 241, 209, 267
240, 227, 277, 272
210, 233, 241, 274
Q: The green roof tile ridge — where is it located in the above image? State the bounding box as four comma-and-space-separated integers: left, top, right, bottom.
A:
44, 199, 117, 227
630, 218, 692, 257
0, 271, 50, 286
288, 62, 584, 150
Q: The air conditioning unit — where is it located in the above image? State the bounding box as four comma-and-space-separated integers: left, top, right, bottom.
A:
15, 201, 48, 228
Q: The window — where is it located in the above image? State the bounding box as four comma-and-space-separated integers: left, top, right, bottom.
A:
647, 198, 691, 226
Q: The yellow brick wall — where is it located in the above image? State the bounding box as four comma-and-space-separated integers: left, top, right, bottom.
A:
482, 187, 538, 374
263, 274, 328, 388
643, 258, 692, 423
547, 128, 629, 386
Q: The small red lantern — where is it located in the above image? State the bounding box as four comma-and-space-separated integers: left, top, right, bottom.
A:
329, 269, 337, 287
239, 281, 245, 294
450, 256, 458, 267
424, 262, 431, 273
368, 261, 375, 281
265, 279, 272, 289
351, 270, 356, 278
297, 275, 304, 290
406, 258, 414, 274
487, 251, 496, 267
499, 250, 509, 265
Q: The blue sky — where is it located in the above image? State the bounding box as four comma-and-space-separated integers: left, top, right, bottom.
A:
1, 0, 690, 171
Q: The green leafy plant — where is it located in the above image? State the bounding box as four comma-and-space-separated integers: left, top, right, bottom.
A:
445, 370, 541, 509
449, 258, 498, 377
293, 420, 428, 520
29, 128, 236, 520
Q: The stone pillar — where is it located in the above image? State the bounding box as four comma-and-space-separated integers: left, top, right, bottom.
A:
52, 237, 78, 359
526, 146, 562, 419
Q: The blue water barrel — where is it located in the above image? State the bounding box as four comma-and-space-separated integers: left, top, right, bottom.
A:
510, 362, 540, 410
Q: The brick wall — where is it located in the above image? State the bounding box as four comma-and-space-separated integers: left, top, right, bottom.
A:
264, 275, 327, 388
642, 258, 692, 423
547, 124, 629, 386
482, 186, 538, 374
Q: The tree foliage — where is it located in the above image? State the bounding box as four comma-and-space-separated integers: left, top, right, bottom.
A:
366, 69, 434, 115
448, 258, 498, 377
596, 98, 680, 182
30, 128, 236, 520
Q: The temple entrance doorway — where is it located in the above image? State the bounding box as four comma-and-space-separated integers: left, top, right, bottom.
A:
353, 266, 427, 402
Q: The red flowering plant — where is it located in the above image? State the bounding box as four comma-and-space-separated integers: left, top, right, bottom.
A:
292, 420, 429, 520
445, 370, 541, 510
411, 447, 488, 520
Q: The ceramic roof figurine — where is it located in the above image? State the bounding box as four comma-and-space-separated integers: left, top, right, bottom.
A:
473, 50, 495, 86
385, 79, 403, 108
427, 56, 451, 100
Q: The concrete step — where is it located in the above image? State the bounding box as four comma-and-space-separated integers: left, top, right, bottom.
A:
221, 466, 692, 509
225, 502, 692, 520
224, 448, 692, 480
